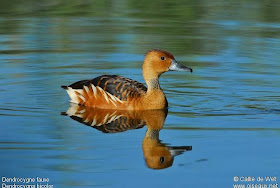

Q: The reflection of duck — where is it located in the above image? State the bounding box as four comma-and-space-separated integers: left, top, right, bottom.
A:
61, 49, 192, 110
62, 104, 192, 169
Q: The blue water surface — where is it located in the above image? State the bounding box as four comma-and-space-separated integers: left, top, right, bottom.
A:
0, 1, 280, 188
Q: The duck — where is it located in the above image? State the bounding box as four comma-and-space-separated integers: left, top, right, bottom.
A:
61, 49, 193, 110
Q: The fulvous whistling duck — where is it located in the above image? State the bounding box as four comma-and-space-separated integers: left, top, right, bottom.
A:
62, 104, 192, 169
61, 49, 193, 110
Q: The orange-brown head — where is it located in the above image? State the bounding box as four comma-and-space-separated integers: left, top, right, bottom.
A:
142, 49, 193, 85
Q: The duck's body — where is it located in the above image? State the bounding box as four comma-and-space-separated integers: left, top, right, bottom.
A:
62, 75, 166, 110
62, 49, 192, 110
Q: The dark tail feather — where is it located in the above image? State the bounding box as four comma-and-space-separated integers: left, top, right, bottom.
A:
61, 85, 68, 89
60, 112, 68, 116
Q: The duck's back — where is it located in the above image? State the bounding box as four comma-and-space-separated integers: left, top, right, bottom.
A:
62, 75, 147, 109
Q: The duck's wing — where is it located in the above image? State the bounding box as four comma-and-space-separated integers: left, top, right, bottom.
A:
61, 75, 147, 106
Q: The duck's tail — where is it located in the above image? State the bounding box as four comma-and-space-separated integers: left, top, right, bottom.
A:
62, 86, 84, 104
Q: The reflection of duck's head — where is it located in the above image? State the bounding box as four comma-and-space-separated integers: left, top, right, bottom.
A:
62, 104, 192, 169
143, 137, 192, 169
142, 111, 192, 169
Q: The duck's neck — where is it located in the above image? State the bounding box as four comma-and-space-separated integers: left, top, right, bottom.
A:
143, 71, 162, 92
142, 68, 168, 109
146, 77, 160, 91
145, 128, 160, 140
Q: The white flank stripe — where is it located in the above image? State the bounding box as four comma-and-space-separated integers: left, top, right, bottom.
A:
103, 93, 110, 103
66, 88, 79, 104
96, 86, 102, 91
79, 109, 86, 113
111, 111, 117, 116
83, 85, 90, 93
103, 114, 109, 124
75, 113, 83, 118
91, 84, 97, 97
66, 103, 79, 115
109, 99, 117, 107
96, 123, 103, 126
79, 95, 86, 102
91, 118, 97, 126
107, 92, 117, 102
107, 91, 123, 104
114, 115, 123, 120
108, 115, 117, 123
114, 95, 123, 103
75, 89, 83, 94
96, 86, 110, 103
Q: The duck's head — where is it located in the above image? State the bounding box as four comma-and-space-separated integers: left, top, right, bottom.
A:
143, 49, 193, 81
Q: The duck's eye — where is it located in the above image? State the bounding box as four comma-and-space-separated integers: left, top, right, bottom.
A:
160, 157, 165, 164
160, 56, 166, 61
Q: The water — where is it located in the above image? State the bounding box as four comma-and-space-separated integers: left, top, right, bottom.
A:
1, 1, 280, 187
